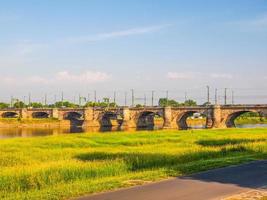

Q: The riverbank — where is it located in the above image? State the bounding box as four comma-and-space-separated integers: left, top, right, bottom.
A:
0, 128, 267, 200
186, 117, 267, 126
156, 117, 267, 127
0, 118, 66, 128
188, 117, 267, 125
235, 117, 267, 125
0, 117, 265, 129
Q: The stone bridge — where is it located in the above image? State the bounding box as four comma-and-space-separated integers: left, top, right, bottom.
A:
0, 105, 266, 129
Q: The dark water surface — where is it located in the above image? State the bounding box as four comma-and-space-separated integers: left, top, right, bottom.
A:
0, 124, 267, 139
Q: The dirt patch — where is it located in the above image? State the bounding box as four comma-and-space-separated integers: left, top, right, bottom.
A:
223, 190, 267, 200
122, 179, 152, 186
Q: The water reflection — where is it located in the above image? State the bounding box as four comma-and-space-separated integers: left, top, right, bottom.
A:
188, 125, 206, 129
188, 124, 267, 129
0, 124, 267, 139
0, 127, 76, 139
0, 126, 132, 139
236, 124, 267, 128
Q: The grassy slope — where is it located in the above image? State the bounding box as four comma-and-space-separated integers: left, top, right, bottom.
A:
0, 129, 267, 200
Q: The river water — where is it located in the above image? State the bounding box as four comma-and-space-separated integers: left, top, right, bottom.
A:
0, 124, 267, 139
188, 124, 267, 129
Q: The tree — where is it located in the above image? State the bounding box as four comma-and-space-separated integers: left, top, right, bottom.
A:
183, 99, 197, 106
103, 98, 110, 103
158, 98, 180, 107
84, 98, 117, 108
159, 98, 168, 107
13, 101, 26, 108
109, 102, 117, 107
240, 112, 259, 118
202, 102, 211, 106
54, 101, 78, 108
135, 104, 144, 108
28, 102, 44, 108
159, 98, 197, 107
0, 102, 9, 109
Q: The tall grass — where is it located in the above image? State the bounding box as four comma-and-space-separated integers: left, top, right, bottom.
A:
0, 128, 267, 200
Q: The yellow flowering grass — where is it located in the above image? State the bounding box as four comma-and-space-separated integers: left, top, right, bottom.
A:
0, 128, 267, 200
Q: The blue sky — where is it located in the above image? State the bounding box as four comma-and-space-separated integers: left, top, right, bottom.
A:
0, 0, 267, 104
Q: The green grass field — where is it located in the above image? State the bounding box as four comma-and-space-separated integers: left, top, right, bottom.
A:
0, 128, 267, 200
235, 117, 267, 124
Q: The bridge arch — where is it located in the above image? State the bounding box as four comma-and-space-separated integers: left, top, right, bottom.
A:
176, 110, 209, 130
2, 112, 19, 118
32, 112, 49, 119
63, 112, 83, 120
225, 110, 260, 128
136, 111, 164, 130
99, 111, 123, 131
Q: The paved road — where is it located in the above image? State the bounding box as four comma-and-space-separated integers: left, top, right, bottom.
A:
77, 160, 267, 200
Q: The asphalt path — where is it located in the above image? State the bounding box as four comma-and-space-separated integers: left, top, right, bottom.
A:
77, 160, 267, 200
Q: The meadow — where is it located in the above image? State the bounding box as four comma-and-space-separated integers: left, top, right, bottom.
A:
0, 128, 267, 200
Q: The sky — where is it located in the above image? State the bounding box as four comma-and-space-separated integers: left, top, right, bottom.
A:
0, 0, 267, 105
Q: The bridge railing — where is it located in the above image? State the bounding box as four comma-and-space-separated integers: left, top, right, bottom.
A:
1, 104, 267, 111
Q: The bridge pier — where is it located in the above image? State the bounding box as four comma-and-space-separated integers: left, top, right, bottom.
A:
163, 107, 176, 129
120, 107, 136, 130
120, 107, 129, 130
212, 105, 226, 128
206, 107, 214, 129
20, 108, 28, 119
83, 107, 101, 127
52, 108, 59, 119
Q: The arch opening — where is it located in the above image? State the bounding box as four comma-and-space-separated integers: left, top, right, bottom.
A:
226, 111, 267, 128
63, 112, 84, 127
136, 111, 164, 130
100, 112, 123, 131
177, 111, 208, 130
2, 112, 19, 118
32, 112, 49, 119
64, 112, 83, 120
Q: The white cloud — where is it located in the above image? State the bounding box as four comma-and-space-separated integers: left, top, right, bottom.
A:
209, 73, 233, 79
55, 71, 111, 83
66, 24, 171, 43
167, 72, 197, 80
167, 72, 234, 80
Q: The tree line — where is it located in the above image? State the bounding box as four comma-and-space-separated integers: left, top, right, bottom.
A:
0, 98, 197, 108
